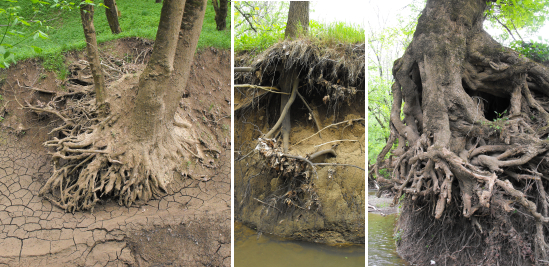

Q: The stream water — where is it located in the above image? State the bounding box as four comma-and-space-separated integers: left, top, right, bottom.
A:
368, 191, 409, 266
234, 221, 365, 267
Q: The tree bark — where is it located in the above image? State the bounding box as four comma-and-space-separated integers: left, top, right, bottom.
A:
374, 0, 549, 265
285, 1, 308, 39
211, 0, 228, 31
131, 0, 187, 141
156, 0, 162, 3
80, 0, 106, 106
104, 0, 121, 34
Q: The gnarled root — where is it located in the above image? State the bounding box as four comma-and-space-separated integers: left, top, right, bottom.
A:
374, 23, 549, 264
38, 114, 204, 212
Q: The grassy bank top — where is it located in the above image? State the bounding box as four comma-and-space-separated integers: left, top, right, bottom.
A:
235, 20, 365, 54
1, 0, 230, 63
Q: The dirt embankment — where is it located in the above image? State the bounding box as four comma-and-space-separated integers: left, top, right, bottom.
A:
234, 40, 365, 245
0, 38, 231, 266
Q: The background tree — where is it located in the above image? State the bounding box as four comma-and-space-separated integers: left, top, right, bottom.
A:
233, 1, 289, 51
0, 0, 52, 68
284, 1, 308, 39
211, 0, 228, 30
38, 0, 210, 212
373, 0, 549, 264
80, 0, 106, 106
103, 0, 121, 34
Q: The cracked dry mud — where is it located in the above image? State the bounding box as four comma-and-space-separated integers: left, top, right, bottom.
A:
0, 41, 231, 266
0, 141, 230, 266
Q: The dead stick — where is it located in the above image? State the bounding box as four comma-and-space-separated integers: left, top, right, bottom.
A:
235, 67, 253, 72
254, 198, 281, 212
291, 119, 364, 147
297, 91, 322, 137
234, 84, 287, 94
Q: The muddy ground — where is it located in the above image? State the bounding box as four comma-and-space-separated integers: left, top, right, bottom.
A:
0, 38, 231, 266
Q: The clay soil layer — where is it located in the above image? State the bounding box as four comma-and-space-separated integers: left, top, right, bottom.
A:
0, 38, 231, 266
234, 41, 366, 245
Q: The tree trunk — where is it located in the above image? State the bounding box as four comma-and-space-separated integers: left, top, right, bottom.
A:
284, 1, 308, 39
131, 0, 187, 141
156, 0, 162, 3
104, 0, 121, 34
211, 0, 228, 31
38, 0, 209, 212
374, 0, 549, 265
80, 0, 106, 106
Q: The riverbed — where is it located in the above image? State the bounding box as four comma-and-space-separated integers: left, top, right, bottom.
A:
234, 222, 365, 266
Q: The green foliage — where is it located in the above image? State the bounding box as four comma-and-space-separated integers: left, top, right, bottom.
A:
309, 21, 364, 45
393, 229, 402, 242
3, 0, 230, 65
0, 0, 53, 68
510, 39, 549, 63
41, 52, 68, 79
485, 0, 549, 44
234, 1, 287, 52
368, 77, 392, 163
234, 1, 363, 52
486, 0, 549, 33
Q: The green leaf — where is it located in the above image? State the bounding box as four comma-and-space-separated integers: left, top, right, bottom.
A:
37, 30, 49, 39
4, 51, 10, 59
19, 19, 31, 26
31, 46, 43, 54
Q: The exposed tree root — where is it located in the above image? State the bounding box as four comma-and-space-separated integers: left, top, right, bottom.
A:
373, 0, 549, 264
25, 74, 209, 212
38, 114, 201, 212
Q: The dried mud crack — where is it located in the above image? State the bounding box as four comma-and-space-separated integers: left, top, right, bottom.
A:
0, 38, 231, 266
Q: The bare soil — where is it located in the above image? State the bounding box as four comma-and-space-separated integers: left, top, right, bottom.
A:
0, 38, 231, 266
235, 82, 365, 244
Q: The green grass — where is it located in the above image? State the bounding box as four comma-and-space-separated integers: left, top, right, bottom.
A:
235, 20, 365, 52
309, 21, 365, 46
4, 1, 230, 62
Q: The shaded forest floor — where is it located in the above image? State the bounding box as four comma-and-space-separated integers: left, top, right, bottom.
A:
0, 38, 231, 266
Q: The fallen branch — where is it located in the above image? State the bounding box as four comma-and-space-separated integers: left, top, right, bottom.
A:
234, 84, 288, 94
